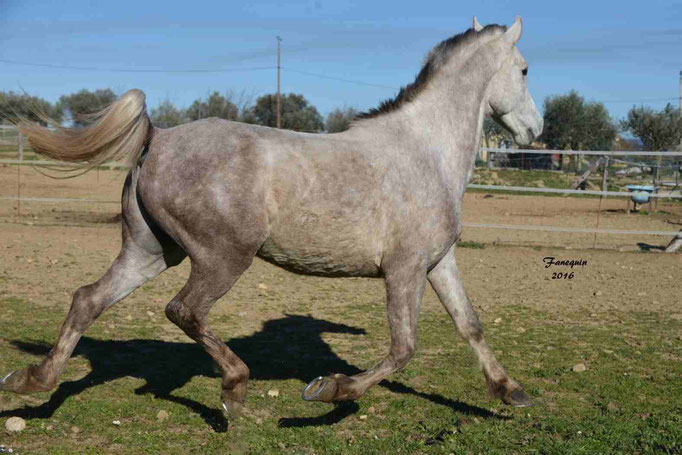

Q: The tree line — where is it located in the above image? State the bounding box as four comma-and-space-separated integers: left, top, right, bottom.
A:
2, 88, 682, 150
0, 89, 356, 134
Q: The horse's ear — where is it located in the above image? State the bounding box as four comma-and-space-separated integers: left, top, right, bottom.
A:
504, 15, 522, 44
473, 16, 483, 32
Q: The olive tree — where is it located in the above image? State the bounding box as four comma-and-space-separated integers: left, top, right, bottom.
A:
151, 99, 188, 128
58, 89, 117, 126
248, 93, 323, 132
0, 91, 62, 125
621, 103, 682, 151
325, 106, 358, 133
541, 90, 617, 170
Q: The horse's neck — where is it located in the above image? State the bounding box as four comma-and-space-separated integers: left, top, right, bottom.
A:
395, 66, 490, 197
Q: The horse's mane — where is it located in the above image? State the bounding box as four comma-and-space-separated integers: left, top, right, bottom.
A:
356, 24, 507, 120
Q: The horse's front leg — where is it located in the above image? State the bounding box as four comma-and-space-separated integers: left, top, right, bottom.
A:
302, 259, 427, 402
427, 245, 531, 407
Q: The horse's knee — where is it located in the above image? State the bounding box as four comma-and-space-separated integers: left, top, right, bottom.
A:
164, 299, 194, 329
69, 285, 104, 331
393, 341, 416, 369
457, 316, 484, 342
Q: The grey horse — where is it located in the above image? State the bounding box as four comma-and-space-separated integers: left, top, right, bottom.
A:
3, 16, 543, 418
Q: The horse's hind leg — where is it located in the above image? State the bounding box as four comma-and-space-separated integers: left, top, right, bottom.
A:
0, 173, 183, 394
0, 235, 170, 393
664, 228, 682, 252
163, 255, 254, 419
427, 245, 531, 407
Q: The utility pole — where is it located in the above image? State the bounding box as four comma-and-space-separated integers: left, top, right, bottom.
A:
276, 36, 282, 129
679, 71, 682, 111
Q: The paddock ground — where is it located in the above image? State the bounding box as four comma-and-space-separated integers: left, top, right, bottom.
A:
0, 166, 680, 454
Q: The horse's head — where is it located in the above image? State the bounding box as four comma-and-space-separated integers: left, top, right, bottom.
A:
481, 16, 543, 145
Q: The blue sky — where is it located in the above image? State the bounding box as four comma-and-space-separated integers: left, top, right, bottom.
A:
1, 0, 681, 121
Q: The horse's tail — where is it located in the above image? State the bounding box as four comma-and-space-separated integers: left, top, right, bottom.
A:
16, 89, 151, 173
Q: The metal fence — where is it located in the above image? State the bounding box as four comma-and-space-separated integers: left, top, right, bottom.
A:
1, 125, 681, 240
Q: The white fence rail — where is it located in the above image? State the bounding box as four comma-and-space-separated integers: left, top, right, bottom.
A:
480, 147, 682, 157
462, 222, 680, 237
0, 159, 128, 168
467, 184, 682, 199
2, 142, 681, 239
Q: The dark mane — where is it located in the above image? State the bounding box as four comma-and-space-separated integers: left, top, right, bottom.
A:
356, 24, 507, 120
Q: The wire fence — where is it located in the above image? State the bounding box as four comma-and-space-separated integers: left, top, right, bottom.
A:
1, 127, 681, 240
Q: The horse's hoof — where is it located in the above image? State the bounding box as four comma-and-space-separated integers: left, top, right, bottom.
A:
0, 371, 13, 390
302, 376, 338, 402
0, 367, 54, 394
503, 387, 532, 407
222, 400, 244, 420
0, 370, 26, 393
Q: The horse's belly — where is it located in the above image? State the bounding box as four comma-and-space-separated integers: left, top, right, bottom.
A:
256, 228, 382, 278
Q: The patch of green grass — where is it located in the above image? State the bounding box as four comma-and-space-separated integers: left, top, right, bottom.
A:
456, 240, 485, 249
1, 296, 680, 454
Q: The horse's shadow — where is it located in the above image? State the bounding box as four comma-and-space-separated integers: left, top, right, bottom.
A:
1, 314, 502, 432
637, 242, 666, 252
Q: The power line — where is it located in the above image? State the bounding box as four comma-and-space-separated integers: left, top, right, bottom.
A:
2, 57, 681, 103
281, 68, 398, 90
1, 58, 399, 89
0, 59, 275, 74
2, 57, 400, 90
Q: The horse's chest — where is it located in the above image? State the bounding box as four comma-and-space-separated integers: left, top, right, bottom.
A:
387, 195, 460, 262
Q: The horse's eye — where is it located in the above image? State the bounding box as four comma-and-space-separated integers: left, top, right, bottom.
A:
522, 68, 528, 76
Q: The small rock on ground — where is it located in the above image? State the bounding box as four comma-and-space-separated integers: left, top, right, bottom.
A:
157, 410, 169, 421
572, 363, 587, 373
5, 417, 26, 432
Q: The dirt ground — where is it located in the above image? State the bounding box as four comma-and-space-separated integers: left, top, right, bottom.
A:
1, 165, 680, 329
1, 166, 681, 454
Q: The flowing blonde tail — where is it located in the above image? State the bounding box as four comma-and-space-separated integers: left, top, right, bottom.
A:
16, 89, 151, 173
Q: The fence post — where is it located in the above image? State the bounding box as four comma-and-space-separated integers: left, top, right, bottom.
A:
592, 156, 609, 248
18, 132, 24, 161
16, 131, 22, 217
653, 154, 662, 213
